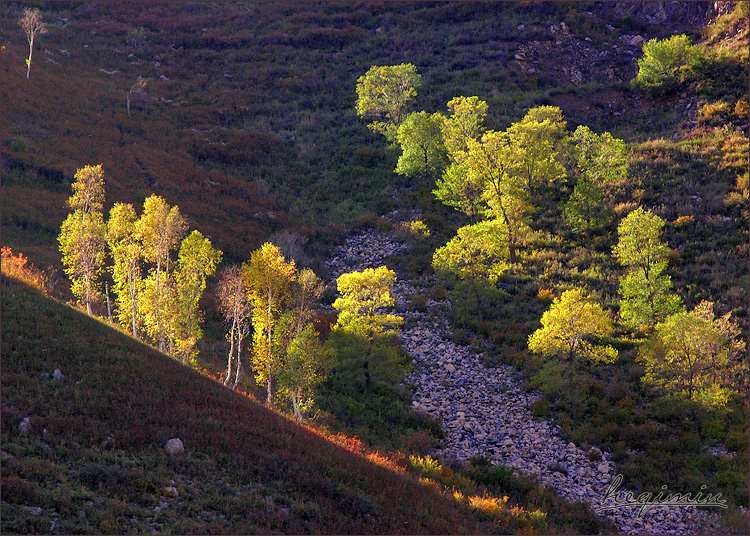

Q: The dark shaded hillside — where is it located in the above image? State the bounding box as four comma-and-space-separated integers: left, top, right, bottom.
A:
1, 278, 492, 533
0, 0, 712, 267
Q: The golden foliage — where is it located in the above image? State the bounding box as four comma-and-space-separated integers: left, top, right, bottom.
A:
1, 247, 46, 292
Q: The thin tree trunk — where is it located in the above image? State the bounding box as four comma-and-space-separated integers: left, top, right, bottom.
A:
105, 281, 113, 323
126, 93, 131, 117
225, 317, 236, 385
266, 288, 273, 403
266, 374, 274, 405
129, 268, 138, 338
85, 274, 92, 316
26, 36, 33, 79
233, 332, 243, 389
156, 258, 164, 351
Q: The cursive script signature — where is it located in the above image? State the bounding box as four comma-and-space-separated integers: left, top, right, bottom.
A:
596, 474, 728, 517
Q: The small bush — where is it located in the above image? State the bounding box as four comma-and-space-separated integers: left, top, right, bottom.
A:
531, 398, 550, 418
632, 34, 702, 94
1, 247, 46, 292
399, 219, 431, 239
698, 101, 732, 127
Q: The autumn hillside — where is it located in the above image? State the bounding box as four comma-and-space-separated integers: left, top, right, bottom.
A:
1, 278, 494, 533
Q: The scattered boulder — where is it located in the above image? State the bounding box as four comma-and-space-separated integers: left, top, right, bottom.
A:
164, 438, 184, 456
100, 435, 115, 450
19, 417, 31, 434
52, 369, 64, 381
587, 446, 603, 461
162, 485, 179, 498
25, 506, 43, 516
620, 34, 646, 48
548, 461, 569, 476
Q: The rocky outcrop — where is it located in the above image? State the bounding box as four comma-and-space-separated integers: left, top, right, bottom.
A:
327, 228, 717, 536
592, 1, 714, 28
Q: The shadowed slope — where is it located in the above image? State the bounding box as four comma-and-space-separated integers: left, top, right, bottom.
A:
1, 279, 488, 534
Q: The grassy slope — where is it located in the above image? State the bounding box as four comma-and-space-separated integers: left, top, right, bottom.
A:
1, 278, 493, 534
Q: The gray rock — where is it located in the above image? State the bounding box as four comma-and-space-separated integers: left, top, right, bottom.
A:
19, 417, 31, 434
52, 369, 64, 381
164, 438, 184, 456
162, 485, 179, 498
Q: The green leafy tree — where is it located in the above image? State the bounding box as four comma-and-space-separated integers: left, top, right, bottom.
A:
432, 219, 510, 285
639, 302, 745, 406
632, 34, 702, 94
355, 63, 421, 142
528, 288, 618, 367
332, 266, 403, 389
435, 107, 569, 263
277, 324, 332, 420
68, 164, 106, 213
440, 96, 488, 160
613, 207, 671, 272
442, 130, 531, 261
107, 202, 142, 337
433, 160, 484, 217
618, 269, 684, 331
395, 111, 447, 179
613, 207, 682, 329
571, 125, 628, 184
243, 242, 297, 404
563, 179, 612, 235
136, 195, 187, 351
59, 211, 106, 315
506, 105, 568, 193
58, 164, 108, 315
172, 230, 222, 362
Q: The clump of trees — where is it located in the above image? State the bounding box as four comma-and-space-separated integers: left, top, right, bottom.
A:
19, 8, 46, 79
56, 164, 408, 421
59, 164, 222, 362
239, 242, 331, 418
356, 63, 745, 408
354, 67, 627, 281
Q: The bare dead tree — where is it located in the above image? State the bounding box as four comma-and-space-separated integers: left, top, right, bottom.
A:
126, 76, 148, 117
19, 8, 47, 79
217, 266, 252, 389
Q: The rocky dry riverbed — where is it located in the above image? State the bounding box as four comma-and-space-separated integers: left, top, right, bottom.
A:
327, 228, 718, 536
